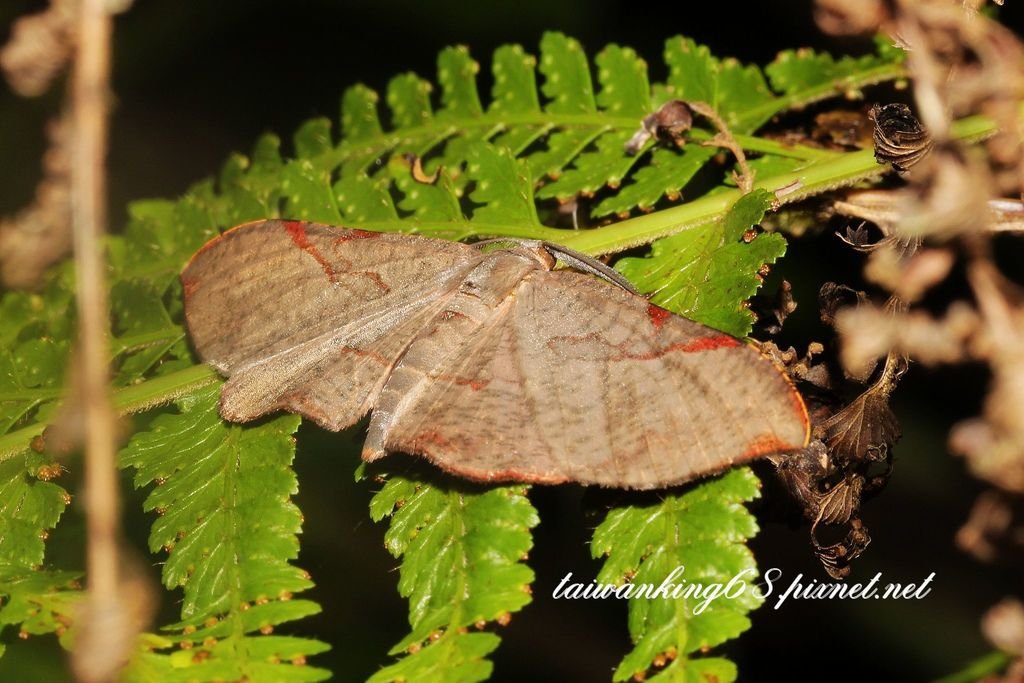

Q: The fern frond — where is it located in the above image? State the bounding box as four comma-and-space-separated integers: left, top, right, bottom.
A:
0, 567, 80, 657
118, 386, 328, 679
366, 475, 538, 681
592, 469, 763, 682
616, 189, 785, 335
765, 37, 908, 109
0, 280, 76, 652
299, 31, 903, 230
589, 190, 780, 680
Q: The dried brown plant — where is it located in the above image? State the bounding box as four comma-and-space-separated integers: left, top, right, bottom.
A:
818, 0, 1024, 668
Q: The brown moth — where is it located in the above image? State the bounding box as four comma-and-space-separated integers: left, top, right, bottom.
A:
182, 219, 809, 489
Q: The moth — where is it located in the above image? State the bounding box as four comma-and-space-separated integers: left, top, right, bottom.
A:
182, 219, 809, 489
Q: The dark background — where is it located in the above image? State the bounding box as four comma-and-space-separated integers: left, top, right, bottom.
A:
1, 1, 1022, 681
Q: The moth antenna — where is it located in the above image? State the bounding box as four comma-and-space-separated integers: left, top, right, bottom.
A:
472, 237, 638, 294
540, 242, 639, 295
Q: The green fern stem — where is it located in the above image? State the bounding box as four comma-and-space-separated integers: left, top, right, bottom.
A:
557, 110, 1000, 255
350, 110, 1002, 255
110, 326, 186, 357
667, 497, 691, 669
421, 489, 473, 665
0, 364, 219, 458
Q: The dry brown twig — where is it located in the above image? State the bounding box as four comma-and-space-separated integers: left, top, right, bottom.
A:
687, 100, 756, 193
4, 0, 154, 679
949, 261, 1024, 494
66, 0, 123, 678
67, 0, 156, 678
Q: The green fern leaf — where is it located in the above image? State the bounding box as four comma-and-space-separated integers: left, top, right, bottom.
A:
489, 45, 547, 156
367, 632, 500, 683
0, 281, 76, 653
216, 133, 286, 226
389, 157, 463, 223
538, 31, 597, 114
118, 385, 328, 678
337, 84, 392, 180
126, 633, 331, 682
237, 31, 900, 229
367, 475, 537, 679
0, 451, 69, 570
589, 37, 776, 219
387, 74, 433, 131
334, 172, 400, 223
526, 32, 603, 182
433, 46, 502, 187
766, 37, 907, 108
536, 44, 649, 200
490, 44, 541, 115
0, 339, 67, 436
592, 146, 717, 218
0, 568, 81, 656
467, 144, 541, 227
342, 84, 385, 142
283, 156, 343, 224
116, 189, 219, 284
294, 117, 335, 164
438, 46, 485, 120
592, 468, 763, 682
119, 385, 309, 618
616, 189, 785, 336
662, 36, 775, 132
110, 280, 189, 383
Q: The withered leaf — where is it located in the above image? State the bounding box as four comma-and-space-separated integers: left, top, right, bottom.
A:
771, 440, 873, 578
869, 103, 933, 174
816, 378, 901, 464
182, 220, 810, 489
815, 472, 864, 526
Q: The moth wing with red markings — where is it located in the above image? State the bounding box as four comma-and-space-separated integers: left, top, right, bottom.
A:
182, 219, 483, 430
365, 268, 810, 489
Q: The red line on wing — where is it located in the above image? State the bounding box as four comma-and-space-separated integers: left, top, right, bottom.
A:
338, 345, 390, 365
547, 331, 741, 361
675, 335, 742, 353
646, 303, 672, 330
610, 334, 741, 361
351, 270, 390, 293
334, 229, 378, 244
284, 221, 338, 282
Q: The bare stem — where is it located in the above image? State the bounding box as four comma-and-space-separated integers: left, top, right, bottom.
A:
71, 0, 121, 679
